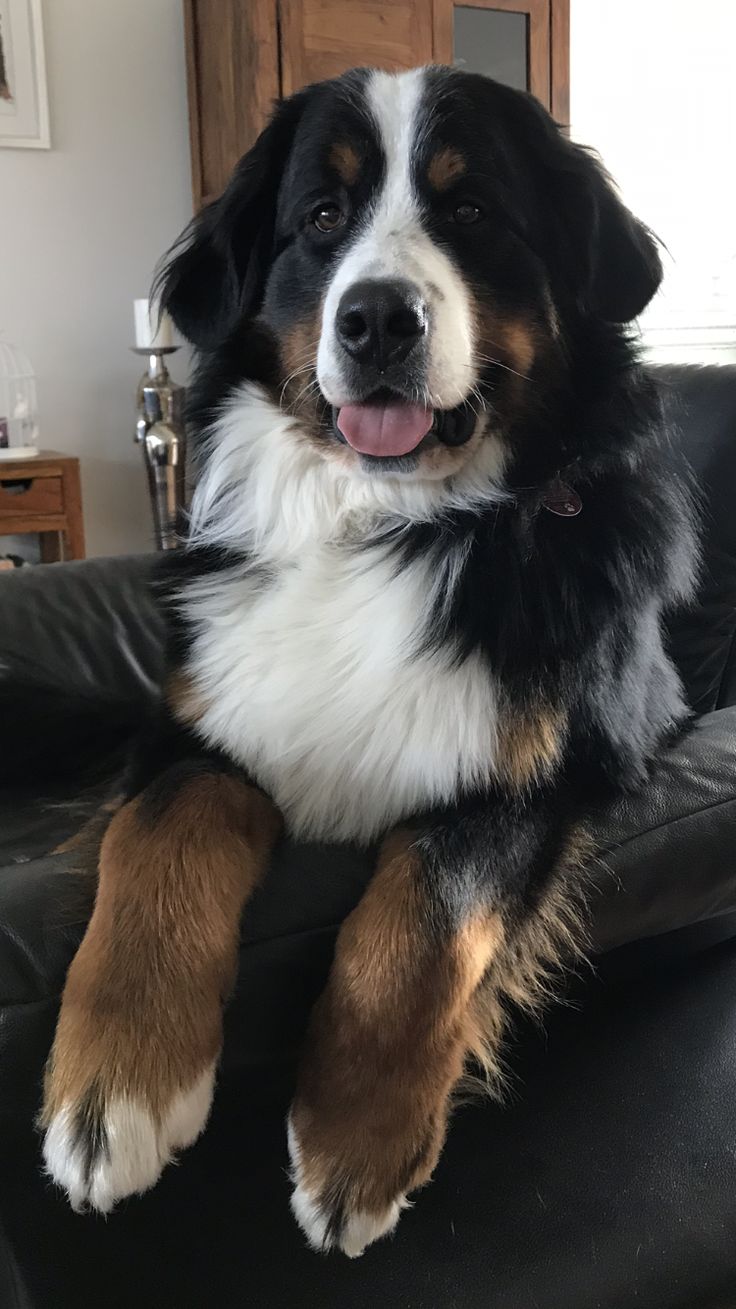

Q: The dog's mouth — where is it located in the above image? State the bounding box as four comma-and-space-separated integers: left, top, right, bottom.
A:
326, 390, 478, 466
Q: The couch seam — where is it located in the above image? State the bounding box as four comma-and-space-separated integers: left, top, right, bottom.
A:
0, 924, 342, 1009
596, 792, 736, 858
3, 801, 736, 1008
716, 620, 736, 710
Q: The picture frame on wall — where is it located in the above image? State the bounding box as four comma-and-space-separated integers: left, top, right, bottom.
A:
0, 0, 49, 149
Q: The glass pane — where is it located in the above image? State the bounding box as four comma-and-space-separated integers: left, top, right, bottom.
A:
453, 7, 528, 92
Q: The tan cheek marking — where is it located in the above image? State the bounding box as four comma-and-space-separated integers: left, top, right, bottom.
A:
329, 141, 361, 187
475, 311, 537, 379
496, 704, 568, 789
501, 320, 537, 377
279, 315, 321, 382
427, 146, 466, 191
469, 284, 541, 382
276, 313, 327, 444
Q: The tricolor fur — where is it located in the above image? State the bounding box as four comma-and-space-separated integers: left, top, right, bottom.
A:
41, 67, 697, 1255
157, 68, 694, 840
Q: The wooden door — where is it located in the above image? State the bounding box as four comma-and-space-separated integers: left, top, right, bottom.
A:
184, 0, 280, 208
279, 0, 434, 97
433, 0, 569, 121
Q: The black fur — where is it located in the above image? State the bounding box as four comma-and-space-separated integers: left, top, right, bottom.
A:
0, 681, 147, 787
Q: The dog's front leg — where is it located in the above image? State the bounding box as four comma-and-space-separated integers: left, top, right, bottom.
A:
41, 758, 281, 1212
288, 793, 586, 1257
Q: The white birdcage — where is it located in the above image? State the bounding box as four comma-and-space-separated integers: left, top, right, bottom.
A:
0, 341, 39, 459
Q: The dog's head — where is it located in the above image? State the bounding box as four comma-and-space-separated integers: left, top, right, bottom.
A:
159, 67, 661, 500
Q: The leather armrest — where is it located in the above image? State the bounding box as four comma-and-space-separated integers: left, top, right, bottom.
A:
0, 555, 163, 701
589, 707, 736, 953
0, 706, 728, 1094
1, 710, 734, 991
2, 710, 733, 1093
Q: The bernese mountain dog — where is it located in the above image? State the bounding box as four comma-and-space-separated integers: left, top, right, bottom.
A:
39, 67, 697, 1256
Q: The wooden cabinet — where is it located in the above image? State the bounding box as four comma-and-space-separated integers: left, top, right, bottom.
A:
280, 0, 434, 96
184, 0, 279, 207
184, 0, 569, 208
0, 452, 85, 562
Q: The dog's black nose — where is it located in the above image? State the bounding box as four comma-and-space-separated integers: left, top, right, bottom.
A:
336, 280, 426, 368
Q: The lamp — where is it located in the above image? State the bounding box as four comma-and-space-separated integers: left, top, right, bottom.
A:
132, 298, 186, 550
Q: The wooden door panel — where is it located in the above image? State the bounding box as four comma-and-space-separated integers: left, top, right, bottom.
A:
433, 0, 551, 111
280, 0, 434, 96
184, 0, 280, 207
550, 0, 570, 125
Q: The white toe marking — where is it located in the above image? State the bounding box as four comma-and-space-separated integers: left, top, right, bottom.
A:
340, 1199, 406, 1259
287, 1113, 407, 1257
43, 1063, 216, 1214
290, 1178, 330, 1252
287, 1117, 329, 1250
162, 1066, 217, 1152
42, 1108, 89, 1213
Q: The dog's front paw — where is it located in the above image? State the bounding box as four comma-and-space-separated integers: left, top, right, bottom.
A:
42, 1064, 215, 1213
287, 1111, 424, 1258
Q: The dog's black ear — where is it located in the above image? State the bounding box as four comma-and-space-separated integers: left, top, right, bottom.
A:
527, 107, 662, 323
153, 94, 306, 350
554, 146, 662, 322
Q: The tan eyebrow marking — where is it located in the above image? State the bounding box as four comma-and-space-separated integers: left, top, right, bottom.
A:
427, 146, 467, 191
329, 141, 361, 186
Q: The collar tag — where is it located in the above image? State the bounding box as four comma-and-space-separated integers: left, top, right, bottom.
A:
542, 480, 582, 517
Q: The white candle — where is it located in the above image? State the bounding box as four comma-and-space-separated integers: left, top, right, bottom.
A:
134, 298, 174, 350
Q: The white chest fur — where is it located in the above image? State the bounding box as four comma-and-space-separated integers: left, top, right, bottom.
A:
185, 543, 500, 844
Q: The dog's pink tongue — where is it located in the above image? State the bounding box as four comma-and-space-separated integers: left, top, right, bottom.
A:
336, 403, 433, 457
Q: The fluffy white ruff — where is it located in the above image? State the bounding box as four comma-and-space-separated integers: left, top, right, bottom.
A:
188, 385, 507, 562
183, 388, 505, 844
287, 1117, 408, 1258
42, 1064, 215, 1214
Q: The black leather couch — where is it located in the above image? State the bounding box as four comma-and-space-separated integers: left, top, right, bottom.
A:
1, 364, 736, 1309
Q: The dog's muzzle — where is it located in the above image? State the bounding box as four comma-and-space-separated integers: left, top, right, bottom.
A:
326, 277, 476, 461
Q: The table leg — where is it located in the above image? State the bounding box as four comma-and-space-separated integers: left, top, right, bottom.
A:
61, 464, 86, 559
40, 531, 62, 562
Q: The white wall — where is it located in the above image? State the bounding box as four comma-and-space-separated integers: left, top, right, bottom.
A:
0, 0, 193, 558
571, 0, 736, 364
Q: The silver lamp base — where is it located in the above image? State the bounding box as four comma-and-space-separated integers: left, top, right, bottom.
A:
133, 347, 186, 551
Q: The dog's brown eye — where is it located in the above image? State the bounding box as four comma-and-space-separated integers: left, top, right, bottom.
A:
453, 202, 482, 225
312, 203, 345, 233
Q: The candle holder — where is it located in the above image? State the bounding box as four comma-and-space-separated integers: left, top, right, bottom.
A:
133, 346, 186, 551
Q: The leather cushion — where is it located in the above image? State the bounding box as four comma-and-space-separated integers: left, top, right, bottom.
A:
1, 708, 735, 1124
2, 942, 736, 1309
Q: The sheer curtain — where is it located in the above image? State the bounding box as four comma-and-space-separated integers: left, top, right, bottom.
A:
571, 0, 736, 363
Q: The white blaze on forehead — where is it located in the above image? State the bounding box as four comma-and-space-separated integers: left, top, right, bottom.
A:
316, 68, 475, 410
359, 67, 428, 276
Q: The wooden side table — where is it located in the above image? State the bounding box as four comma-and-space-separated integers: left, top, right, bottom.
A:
0, 451, 85, 562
